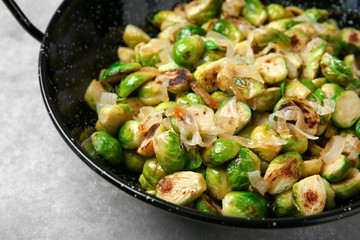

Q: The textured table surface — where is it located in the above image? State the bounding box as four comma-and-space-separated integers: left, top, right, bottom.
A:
1, 1, 360, 239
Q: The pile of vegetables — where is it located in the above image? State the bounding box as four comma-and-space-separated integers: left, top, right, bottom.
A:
81, 0, 360, 218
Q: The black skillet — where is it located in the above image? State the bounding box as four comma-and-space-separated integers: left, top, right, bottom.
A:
3, 0, 360, 228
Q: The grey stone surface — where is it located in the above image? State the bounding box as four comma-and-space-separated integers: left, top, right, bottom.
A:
0, 1, 359, 239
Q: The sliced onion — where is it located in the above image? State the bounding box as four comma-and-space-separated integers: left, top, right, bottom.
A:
217, 75, 246, 102
215, 97, 241, 135
219, 134, 287, 151
307, 99, 335, 116
287, 123, 319, 140
218, 63, 264, 85
269, 106, 306, 133
157, 22, 189, 42
301, 38, 327, 64
247, 170, 269, 195
155, 74, 170, 102
255, 43, 280, 57
100, 92, 117, 105
320, 135, 346, 164
137, 106, 163, 132
345, 134, 360, 160
190, 82, 220, 109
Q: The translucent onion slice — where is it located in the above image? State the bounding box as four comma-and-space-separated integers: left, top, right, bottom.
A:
157, 22, 189, 42
287, 123, 319, 140
155, 74, 170, 102
190, 82, 220, 109
255, 43, 280, 57
345, 134, 360, 160
100, 92, 117, 105
307, 99, 335, 116
247, 170, 269, 195
269, 106, 306, 133
320, 135, 346, 164
217, 75, 246, 102
137, 106, 163, 132
219, 134, 287, 151
206, 31, 235, 56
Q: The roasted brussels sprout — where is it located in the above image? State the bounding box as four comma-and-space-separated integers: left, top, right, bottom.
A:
226, 147, 261, 190
138, 81, 165, 106
248, 87, 281, 112
176, 92, 204, 105
202, 138, 241, 166
255, 53, 288, 85
322, 178, 336, 210
195, 194, 222, 214
193, 61, 222, 93
142, 158, 168, 188
97, 104, 134, 136
302, 8, 329, 22
91, 131, 123, 166
123, 24, 151, 49
303, 44, 326, 80
118, 47, 135, 63
210, 91, 230, 104
332, 91, 360, 128
330, 168, 360, 199
166, 69, 192, 94
84, 80, 107, 111
267, 19, 296, 32
206, 167, 231, 200
340, 28, 360, 54
184, 0, 222, 25
283, 79, 311, 99
301, 158, 323, 178
139, 174, 155, 191
184, 146, 203, 170
253, 28, 291, 49
118, 120, 144, 150
233, 77, 265, 100
118, 71, 156, 98
273, 188, 294, 217
153, 101, 178, 116
321, 154, 352, 182
137, 123, 167, 157
285, 29, 310, 52
280, 132, 308, 154
172, 35, 205, 68
222, 191, 268, 218
241, 0, 268, 27
156, 171, 206, 205
100, 62, 141, 84
176, 24, 207, 41
123, 150, 146, 173
212, 19, 244, 42
152, 10, 186, 29
202, 50, 226, 62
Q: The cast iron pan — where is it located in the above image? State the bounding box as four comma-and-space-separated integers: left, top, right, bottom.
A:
4, 0, 360, 228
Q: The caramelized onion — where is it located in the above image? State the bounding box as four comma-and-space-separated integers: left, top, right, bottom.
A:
190, 82, 220, 109
217, 75, 246, 102
320, 135, 346, 164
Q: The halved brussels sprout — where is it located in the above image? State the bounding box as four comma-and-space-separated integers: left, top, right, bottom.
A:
139, 174, 155, 191
293, 175, 327, 216
118, 47, 135, 63
221, 0, 245, 17
253, 28, 291, 49
226, 147, 261, 190
212, 19, 244, 42
193, 61, 222, 93
156, 171, 206, 205
123, 150, 146, 173
100, 62, 141, 84
152, 10, 186, 29
330, 168, 360, 199
222, 191, 268, 218
319, 83, 345, 99
175, 24, 207, 41
264, 152, 303, 195
247, 87, 282, 112
153, 101, 178, 116
202, 138, 241, 166
154, 131, 188, 174
266, 3, 287, 22
280, 132, 308, 154
84, 80, 107, 111
195, 194, 222, 215
273, 188, 294, 217
142, 158, 168, 187
241, 0, 268, 27
97, 104, 134, 136
301, 158, 323, 178
119, 97, 145, 116
137, 123, 167, 157
118, 71, 156, 98
283, 79, 311, 99
135, 39, 171, 67
138, 81, 164, 106
202, 50, 226, 63
340, 28, 360, 54
81, 137, 102, 162
303, 44, 326, 80
233, 77, 265, 100
302, 8, 329, 22
321, 154, 352, 182
210, 91, 230, 104
206, 167, 231, 200
123, 24, 151, 49
184, 0, 222, 25
284, 29, 310, 52
250, 124, 282, 162
312, 77, 328, 89
255, 53, 288, 85
91, 131, 123, 166
176, 92, 204, 105
184, 146, 203, 170
322, 178, 336, 210
332, 91, 360, 128
172, 35, 205, 68
165, 69, 192, 94
267, 19, 296, 32
118, 120, 144, 150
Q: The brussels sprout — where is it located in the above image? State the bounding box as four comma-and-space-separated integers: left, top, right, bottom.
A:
206, 167, 231, 200
165, 69, 192, 94
123, 24, 151, 49
320, 53, 360, 89
344, 54, 360, 79
118, 120, 144, 150
212, 19, 244, 43
137, 123, 167, 157
321, 154, 352, 182
176, 92, 204, 105
332, 91, 360, 128
80, 137, 102, 161
330, 168, 360, 199
153, 101, 178, 116
293, 175, 327, 216
274, 97, 320, 136
134, 41, 162, 67
273, 188, 294, 217
266, 3, 287, 22
264, 152, 303, 195
241, 0, 268, 27
322, 178, 336, 210
233, 77, 265, 100
301, 158, 323, 178
283, 79, 311, 99
100, 62, 141, 84
284, 29, 310, 52
255, 53, 288, 85
226, 147, 261, 190
195, 194, 222, 215
202, 138, 241, 166
250, 124, 282, 162
215, 98, 252, 134
123, 150, 146, 173
91, 131, 123, 166
156, 171, 207, 205
138, 81, 164, 106
118, 71, 156, 98
267, 19, 296, 32
119, 97, 145, 116
201, 19, 219, 33
319, 83, 345, 100
210, 91, 230, 104
202, 50, 226, 63
303, 44, 326, 80
98, 104, 134, 135
193, 61, 222, 93
152, 10, 186, 28
153, 131, 188, 174
308, 141, 323, 157
302, 8, 329, 22
172, 35, 204, 69
118, 47, 135, 63
222, 191, 268, 218
139, 174, 155, 191
299, 79, 316, 92
280, 132, 308, 154
142, 158, 168, 187
312, 77, 328, 89
84, 80, 107, 111
175, 24, 207, 41
248, 87, 282, 112
253, 28, 291, 49
158, 61, 185, 73
340, 28, 360, 54
184, 146, 203, 170
184, 0, 222, 25
221, 0, 246, 17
